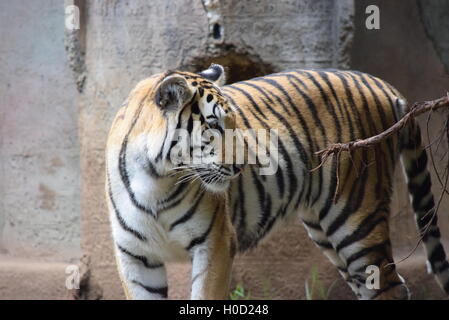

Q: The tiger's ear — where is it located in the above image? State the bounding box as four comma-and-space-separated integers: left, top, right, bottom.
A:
155, 75, 194, 112
199, 64, 226, 86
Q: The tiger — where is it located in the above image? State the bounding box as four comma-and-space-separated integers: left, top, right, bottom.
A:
105, 63, 449, 300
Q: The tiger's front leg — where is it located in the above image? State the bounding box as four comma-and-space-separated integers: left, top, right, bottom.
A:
114, 243, 168, 300
190, 206, 236, 300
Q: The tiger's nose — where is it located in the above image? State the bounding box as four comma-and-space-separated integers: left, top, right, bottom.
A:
232, 164, 245, 172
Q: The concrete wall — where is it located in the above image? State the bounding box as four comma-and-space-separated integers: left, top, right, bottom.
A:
0, 1, 80, 260
0, 0, 80, 299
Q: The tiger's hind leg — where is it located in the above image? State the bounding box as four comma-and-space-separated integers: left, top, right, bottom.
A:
302, 218, 360, 296
322, 204, 410, 300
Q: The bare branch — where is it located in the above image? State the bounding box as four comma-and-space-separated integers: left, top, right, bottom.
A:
315, 95, 449, 163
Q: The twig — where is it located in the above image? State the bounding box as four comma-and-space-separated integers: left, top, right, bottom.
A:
315, 95, 449, 162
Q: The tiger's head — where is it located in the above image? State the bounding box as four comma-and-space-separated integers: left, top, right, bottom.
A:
149, 64, 243, 193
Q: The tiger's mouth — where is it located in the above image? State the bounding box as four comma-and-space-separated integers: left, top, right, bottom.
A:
196, 164, 243, 193
172, 163, 243, 193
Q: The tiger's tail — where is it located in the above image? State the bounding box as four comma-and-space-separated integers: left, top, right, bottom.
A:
397, 98, 449, 294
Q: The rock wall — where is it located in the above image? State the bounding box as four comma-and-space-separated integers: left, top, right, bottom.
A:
0, 0, 80, 261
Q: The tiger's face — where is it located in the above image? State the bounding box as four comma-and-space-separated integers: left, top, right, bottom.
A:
153, 64, 243, 193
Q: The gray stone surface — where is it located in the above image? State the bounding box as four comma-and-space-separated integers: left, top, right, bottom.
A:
198, 0, 354, 69
0, 0, 80, 261
418, 0, 449, 74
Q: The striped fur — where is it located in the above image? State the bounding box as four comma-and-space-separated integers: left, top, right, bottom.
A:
106, 65, 449, 299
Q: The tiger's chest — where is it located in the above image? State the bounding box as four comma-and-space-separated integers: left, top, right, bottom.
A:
108, 144, 216, 262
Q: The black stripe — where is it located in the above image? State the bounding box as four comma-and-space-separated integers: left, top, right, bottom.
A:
191, 270, 206, 285
346, 241, 389, 267
158, 181, 188, 205
236, 174, 247, 237
314, 240, 333, 249
437, 260, 449, 273
429, 243, 447, 264
117, 244, 162, 269
408, 174, 432, 210
336, 213, 387, 252
325, 165, 368, 237
107, 174, 147, 241
257, 205, 286, 243
417, 208, 437, 236
318, 156, 338, 220
131, 280, 168, 297
119, 136, 156, 215
337, 266, 348, 274
259, 194, 272, 231
186, 204, 219, 251
275, 166, 285, 200
169, 190, 205, 231
423, 227, 441, 241
186, 114, 194, 133
353, 256, 387, 274
227, 85, 268, 120
191, 101, 200, 114
405, 151, 427, 179
155, 125, 168, 162
145, 158, 161, 178
250, 166, 272, 231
